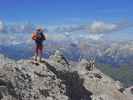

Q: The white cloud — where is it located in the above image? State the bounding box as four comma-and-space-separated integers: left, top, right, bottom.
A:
0, 20, 6, 32
0, 19, 132, 45
88, 20, 132, 34
49, 24, 86, 33
9, 22, 35, 33
88, 34, 103, 40
47, 20, 132, 35
89, 21, 117, 34
0, 20, 36, 33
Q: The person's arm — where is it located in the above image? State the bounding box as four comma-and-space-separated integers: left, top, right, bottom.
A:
32, 32, 37, 40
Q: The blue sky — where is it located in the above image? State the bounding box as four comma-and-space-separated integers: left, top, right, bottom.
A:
0, 0, 133, 25
0, 0, 133, 41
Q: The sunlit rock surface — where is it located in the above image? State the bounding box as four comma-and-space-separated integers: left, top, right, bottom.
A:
0, 52, 132, 100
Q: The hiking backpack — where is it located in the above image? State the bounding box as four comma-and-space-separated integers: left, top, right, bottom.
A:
32, 32, 46, 41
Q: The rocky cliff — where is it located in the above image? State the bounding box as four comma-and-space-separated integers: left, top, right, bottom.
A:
0, 51, 132, 100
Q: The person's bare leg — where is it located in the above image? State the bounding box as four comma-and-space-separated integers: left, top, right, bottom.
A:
35, 46, 38, 61
35, 53, 38, 61
39, 47, 43, 62
39, 51, 42, 62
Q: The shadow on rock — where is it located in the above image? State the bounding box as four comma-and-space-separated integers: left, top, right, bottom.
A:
43, 60, 93, 100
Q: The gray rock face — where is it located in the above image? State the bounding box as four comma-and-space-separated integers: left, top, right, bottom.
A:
124, 86, 133, 99
0, 52, 132, 100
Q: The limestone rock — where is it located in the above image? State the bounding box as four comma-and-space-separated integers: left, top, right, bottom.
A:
0, 53, 132, 100
124, 86, 133, 99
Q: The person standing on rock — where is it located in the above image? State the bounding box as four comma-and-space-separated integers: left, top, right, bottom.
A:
32, 27, 47, 62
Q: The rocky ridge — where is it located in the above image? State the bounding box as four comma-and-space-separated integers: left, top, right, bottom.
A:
0, 51, 132, 100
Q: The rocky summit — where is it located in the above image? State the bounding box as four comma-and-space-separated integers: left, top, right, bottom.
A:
0, 51, 132, 100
